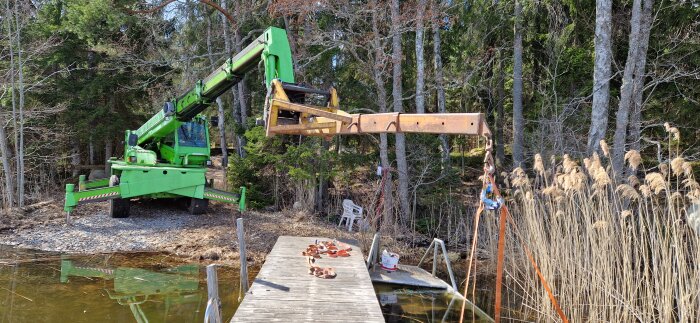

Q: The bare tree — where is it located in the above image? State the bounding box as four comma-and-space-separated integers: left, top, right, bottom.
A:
104, 139, 112, 174
206, 12, 229, 169
0, 112, 14, 207
1, 0, 16, 207
587, 0, 613, 155
415, 0, 427, 114
370, 0, 395, 225
391, 0, 410, 223
230, 0, 248, 158
612, 0, 648, 176
512, 0, 524, 168
628, 0, 654, 151
432, 0, 450, 171
10, 0, 26, 206
496, 49, 506, 167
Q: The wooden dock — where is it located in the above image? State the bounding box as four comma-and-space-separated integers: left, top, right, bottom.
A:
231, 236, 384, 322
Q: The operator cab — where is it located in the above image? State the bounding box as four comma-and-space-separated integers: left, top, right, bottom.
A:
158, 116, 211, 166
177, 121, 207, 148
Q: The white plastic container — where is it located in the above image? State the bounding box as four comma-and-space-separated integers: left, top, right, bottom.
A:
380, 249, 400, 271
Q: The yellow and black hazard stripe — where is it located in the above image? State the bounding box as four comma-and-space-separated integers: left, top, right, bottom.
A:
78, 191, 120, 204
204, 192, 239, 202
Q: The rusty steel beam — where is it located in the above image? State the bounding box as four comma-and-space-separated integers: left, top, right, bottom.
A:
266, 112, 491, 137
339, 113, 491, 136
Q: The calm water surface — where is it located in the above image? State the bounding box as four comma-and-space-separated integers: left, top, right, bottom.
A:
375, 284, 493, 323
1, 246, 496, 322
0, 246, 246, 322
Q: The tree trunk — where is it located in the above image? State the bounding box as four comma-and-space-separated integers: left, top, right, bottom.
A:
14, 0, 25, 206
104, 139, 113, 174
88, 136, 95, 165
283, 16, 301, 80
223, 0, 247, 158
371, 0, 394, 226
612, 0, 643, 176
432, 4, 450, 172
587, 0, 613, 156
3, 0, 16, 207
8, 0, 19, 205
233, 29, 248, 158
0, 116, 14, 208
496, 49, 506, 167
391, 0, 410, 224
71, 139, 81, 177
512, 0, 524, 168
207, 14, 228, 168
415, 0, 426, 114
628, 0, 654, 152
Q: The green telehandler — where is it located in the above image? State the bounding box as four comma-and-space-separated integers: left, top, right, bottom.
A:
64, 26, 492, 218
63, 26, 300, 217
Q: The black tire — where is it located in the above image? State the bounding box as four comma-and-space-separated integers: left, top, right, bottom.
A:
188, 198, 209, 215
108, 175, 129, 218
110, 198, 130, 218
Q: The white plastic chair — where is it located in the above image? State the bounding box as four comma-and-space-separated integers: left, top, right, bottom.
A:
338, 199, 364, 232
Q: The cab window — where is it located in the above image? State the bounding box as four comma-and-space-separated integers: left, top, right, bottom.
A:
177, 122, 207, 148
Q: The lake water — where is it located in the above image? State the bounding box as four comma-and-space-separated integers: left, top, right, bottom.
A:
0, 246, 494, 322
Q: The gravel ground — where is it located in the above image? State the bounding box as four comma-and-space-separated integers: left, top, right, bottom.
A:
0, 200, 212, 253
0, 197, 378, 267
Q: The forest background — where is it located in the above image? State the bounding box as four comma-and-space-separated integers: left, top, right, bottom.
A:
2, 0, 700, 320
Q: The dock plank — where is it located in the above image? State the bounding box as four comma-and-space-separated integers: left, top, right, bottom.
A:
231, 236, 384, 322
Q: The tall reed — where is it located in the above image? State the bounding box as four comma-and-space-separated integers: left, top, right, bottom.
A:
503, 147, 700, 321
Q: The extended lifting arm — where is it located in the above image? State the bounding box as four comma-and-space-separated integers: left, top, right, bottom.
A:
263, 79, 492, 139
129, 27, 295, 148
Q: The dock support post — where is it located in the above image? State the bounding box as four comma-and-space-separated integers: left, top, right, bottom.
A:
432, 240, 438, 277
237, 217, 249, 301
418, 238, 459, 291
204, 264, 221, 323
367, 232, 380, 269
438, 239, 459, 291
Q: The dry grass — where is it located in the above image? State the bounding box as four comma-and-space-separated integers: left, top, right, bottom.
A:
501, 149, 700, 322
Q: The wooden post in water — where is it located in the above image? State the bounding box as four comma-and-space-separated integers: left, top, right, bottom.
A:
237, 217, 249, 301
205, 264, 221, 323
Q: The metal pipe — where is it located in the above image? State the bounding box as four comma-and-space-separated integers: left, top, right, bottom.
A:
367, 233, 380, 269
417, 239, 435, 267
437, 239, 459, 291
432, 240, 438, 277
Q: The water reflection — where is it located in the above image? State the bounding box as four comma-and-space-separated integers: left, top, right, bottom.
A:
60, 259, 202, 322
376, 284, 492, 323
0, 247, 243, 323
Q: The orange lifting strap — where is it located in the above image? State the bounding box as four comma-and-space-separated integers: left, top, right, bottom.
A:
460, 142, 569, 323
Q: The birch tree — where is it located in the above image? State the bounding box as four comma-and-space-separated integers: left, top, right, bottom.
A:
512, 0, 524, 168
1, 0, 16, 207
627, 0, 654, 151
229, 0, 248, 159
587, 0, 613, 155
206, 12, 229, 168
612, 0, 646, 176
371, 0, 395, 224
432, 0, 449, 171
391, 0, 411, 223
415, 0, 427, 115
